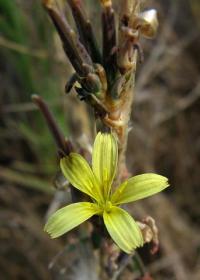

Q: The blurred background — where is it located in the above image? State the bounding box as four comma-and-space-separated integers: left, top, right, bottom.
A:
0, 0, 200, 279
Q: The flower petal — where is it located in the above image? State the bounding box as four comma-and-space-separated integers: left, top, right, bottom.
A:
44, 202, 100, 238
92, 132, 118, 197
60, 153, 102, 201
103, 206, 143, 254
111, 173, 169, 205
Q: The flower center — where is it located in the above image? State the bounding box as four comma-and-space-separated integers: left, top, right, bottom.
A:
104, 201, 113, 213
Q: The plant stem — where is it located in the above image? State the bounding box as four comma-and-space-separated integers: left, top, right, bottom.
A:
102, 61, 137, 182
32, 94, 72, 156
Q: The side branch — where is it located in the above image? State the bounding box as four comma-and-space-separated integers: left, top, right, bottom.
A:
43, 0, 93, 76
101, 1, 118, 83
67, 0, 102, 64
32, 94, 72, 156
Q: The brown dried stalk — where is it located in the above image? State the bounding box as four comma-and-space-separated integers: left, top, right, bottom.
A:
32, 94, 73, 157
43, 0, 158, 183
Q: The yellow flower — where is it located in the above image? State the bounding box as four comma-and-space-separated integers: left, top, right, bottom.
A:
44, 133, 169, 253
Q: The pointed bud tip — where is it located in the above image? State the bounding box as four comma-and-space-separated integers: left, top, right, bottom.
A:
31, 94, 40, 102
42, 0, 53, 8
139, 9, 159, 38
100, 0, 112, 8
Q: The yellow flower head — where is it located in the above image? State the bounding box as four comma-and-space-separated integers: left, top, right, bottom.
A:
44, 132, 169, 253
